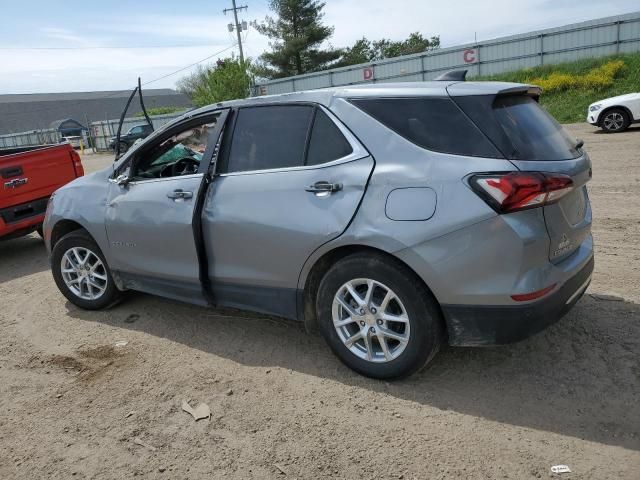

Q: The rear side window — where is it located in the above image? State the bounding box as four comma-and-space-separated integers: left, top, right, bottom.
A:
306, 110, 353, 165
225, 105, 314, 172
453, 95, 581, 161
350, 97, 502, 158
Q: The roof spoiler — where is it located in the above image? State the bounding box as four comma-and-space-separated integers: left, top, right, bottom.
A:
434, 69, 468, 81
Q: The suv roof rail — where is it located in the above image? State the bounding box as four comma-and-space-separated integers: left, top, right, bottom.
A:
434, 69, 468, 81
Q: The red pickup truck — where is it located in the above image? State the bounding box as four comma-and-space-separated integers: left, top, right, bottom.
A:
0, 144, 84, 241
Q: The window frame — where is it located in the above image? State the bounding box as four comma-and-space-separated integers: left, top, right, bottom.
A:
113, 109, 228, 184
216, 102, 367, 177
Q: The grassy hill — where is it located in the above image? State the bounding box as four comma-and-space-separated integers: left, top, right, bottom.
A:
480, 52, 640, 123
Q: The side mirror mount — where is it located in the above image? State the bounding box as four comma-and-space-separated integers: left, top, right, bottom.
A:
109, 174, 130, 187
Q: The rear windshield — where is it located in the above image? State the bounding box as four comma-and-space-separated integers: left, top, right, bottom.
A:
453, 95, 581, 161
350, 97, 502, 158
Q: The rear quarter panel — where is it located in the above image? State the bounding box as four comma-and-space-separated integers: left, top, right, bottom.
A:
297, 98, 521, 302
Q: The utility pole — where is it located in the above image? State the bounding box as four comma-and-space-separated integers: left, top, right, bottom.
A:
224, 0, 248, 64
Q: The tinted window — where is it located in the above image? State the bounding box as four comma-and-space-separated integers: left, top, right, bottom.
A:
306, 110, 353, 165
454, 95, 581, 161
225, 105, 314, 172
350, 97, 501, 158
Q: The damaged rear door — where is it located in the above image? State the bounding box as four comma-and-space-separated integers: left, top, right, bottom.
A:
202, 104, 374, 319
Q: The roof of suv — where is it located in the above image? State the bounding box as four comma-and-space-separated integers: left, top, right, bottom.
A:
187, 80, 537, 117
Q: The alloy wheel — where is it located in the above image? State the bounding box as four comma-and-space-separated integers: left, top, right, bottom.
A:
332, 278, 410, 363
603, 112, 624, 131
60, 247, 108, 300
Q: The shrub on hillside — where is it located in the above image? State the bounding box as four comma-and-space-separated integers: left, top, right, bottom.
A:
531, 60, 625, 92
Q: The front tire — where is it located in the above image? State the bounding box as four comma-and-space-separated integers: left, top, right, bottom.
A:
316, 253, 444, 379
600, 108, 630, 133
51, 230, 122, 310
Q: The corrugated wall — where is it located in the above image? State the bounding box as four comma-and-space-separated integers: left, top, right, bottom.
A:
253, 11, 640, 95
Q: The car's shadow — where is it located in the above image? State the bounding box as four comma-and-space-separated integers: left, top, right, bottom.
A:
0, 234, 49, 284
66, 289, 640, 451
591, 123, 640, 134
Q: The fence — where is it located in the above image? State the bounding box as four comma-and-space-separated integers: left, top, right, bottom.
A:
90, 111, 186, 151
0, 128, 61, 149
0, 111, 187, 151
252, 11, 640, 96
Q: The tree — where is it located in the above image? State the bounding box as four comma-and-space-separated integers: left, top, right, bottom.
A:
336, 32, 440, 67
255, 0, 341, 79
177, 58, 253, 107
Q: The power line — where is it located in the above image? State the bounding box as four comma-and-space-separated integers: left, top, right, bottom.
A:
1, 43, 237, 118
0, 44, 232, 51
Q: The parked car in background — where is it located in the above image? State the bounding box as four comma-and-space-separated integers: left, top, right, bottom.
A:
60, 136, 83, 149
45, 80, 593, 379
588, 92, 640, 132
1, 144, 84, 241
108, 124, 153, 152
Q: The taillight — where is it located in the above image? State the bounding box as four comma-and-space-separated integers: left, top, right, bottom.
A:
70, 151, 84, 177
469, 172, 573, 213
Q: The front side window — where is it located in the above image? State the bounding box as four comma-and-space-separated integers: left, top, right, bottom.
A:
350, 97, 502, 158
130, 117, 217, 179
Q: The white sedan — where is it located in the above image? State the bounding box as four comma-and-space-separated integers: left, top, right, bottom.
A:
587, 93, 640, 133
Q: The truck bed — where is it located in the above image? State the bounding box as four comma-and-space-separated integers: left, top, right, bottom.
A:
0, 144, 84, 240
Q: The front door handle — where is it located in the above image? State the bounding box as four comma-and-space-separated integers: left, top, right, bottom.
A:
305, 181, 342, 196
167, 189, 193, 200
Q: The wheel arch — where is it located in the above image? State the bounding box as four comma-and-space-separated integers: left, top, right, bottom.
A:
300, 244, 445, 335
50, 219, 91, 250
598, 105, 633, 127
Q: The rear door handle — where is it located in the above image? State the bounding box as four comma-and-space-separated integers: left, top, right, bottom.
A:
167, 189, 193, 200
305, 181, 342, 195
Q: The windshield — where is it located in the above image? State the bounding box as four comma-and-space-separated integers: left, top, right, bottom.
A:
453, 95, 581, 161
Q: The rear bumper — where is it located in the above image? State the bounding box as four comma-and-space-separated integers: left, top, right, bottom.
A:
442, 255, 594, 346
0, 196, 49, 240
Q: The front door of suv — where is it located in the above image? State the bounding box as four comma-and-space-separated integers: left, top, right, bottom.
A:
105, 110, 227, 304
203, 104, 374, 319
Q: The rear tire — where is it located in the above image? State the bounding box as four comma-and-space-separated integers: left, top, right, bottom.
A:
51, 230, 122, 310
316, 252, 444, 379
600, 108, 630, 133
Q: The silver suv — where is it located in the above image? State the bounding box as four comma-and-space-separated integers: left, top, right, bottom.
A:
44, 79, 594, 379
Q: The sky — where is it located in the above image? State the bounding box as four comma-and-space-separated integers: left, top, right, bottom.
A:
1, 0, 638, 94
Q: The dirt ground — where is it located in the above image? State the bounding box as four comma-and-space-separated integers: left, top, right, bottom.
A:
1, 124, 639, 480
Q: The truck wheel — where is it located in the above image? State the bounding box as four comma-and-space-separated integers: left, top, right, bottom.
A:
316, 252, 444, 379
51, 230, 122, 310
600, 108, 630, 133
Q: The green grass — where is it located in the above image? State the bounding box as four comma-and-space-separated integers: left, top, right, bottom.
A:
479, 52, 640, 123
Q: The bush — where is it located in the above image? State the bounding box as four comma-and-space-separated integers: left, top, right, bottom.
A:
531, 60, 625, 93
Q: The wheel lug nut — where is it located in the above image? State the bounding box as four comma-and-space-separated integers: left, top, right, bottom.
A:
359, 308, 365, 315
371, 307, 377, 314
360, 321, 366, 326
369, 327, 375, 333
377, 319, 383, 325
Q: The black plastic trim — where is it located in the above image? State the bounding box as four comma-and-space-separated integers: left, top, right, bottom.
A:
0, 196, 49, 224
442, 256, 594, 346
